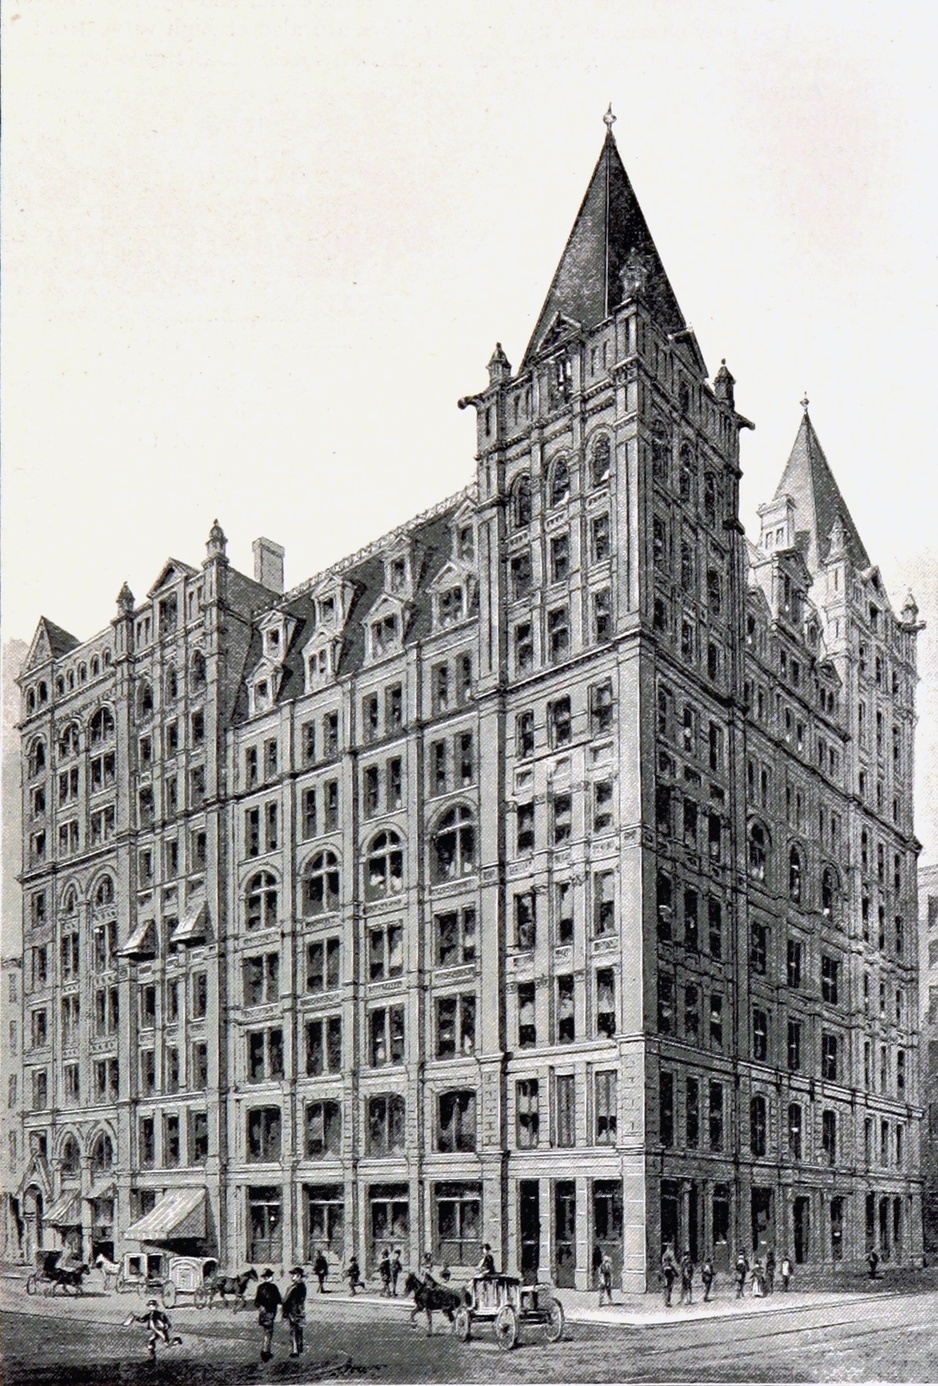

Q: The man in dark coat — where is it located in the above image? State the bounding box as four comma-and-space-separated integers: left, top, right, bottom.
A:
122, 1299, 183, 1361
379, 1247, 392, 1296
313, 1249, 329, 1293
254, 1268, 282, 1361
390, 1247, 402, 1296
283, 1266, 307, 1357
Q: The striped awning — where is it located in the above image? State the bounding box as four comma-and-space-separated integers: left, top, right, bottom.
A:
172, 901, 208, 947
124, 1188, 205, 1242
118, 919, 157, 959
45, 1191, 81, 1226
86, 1180, 115, 1202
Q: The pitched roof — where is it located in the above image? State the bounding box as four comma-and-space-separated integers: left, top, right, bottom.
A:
22, 616, 81, 673
522, 130, 686, 368
772, 411, 870, 574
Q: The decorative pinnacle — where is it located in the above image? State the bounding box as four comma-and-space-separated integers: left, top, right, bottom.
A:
603, 103, 616, 134
800, 393, 810, 413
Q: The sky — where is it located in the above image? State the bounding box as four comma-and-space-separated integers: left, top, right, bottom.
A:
2, 0, 937, 859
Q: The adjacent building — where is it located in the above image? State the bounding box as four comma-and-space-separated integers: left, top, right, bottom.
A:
919, 863, 938, 1258
12, 122, 924, 1289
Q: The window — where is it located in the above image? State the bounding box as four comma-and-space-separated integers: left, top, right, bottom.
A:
510, 551, 533, 601
430, 740, 447, 795
247, 1107, 282, 1162
789, 846, 802, 903
787, 1019, 802, 1072
191, 1042, 208, 1090
657, 973, 674, 1035
822, 1109, 836, 1165
593, 779, 614, 832
821, 955, 840, 1005
514, 620, 533, 671
684, 889, 699, 951
659, 1069, 673, 1147
593, 871, 615, 937
164, 1114, 181, 1167
821, 867, 837, 920
787, 937, 802, 989
517, 981, 536, 1048
750, 921, 767, 974
515, 892, 536, 950
821, 1032, 839, 1082
367, 1095, 405, 1154
516, 801, 535, 853
246, 872, 278, 931
438, 1090, 476, 1151
596, 969, 616, 1038
547, 606, 570, 662
306, 937, 341, 992
139, 1116, 155, 1168
189, 1111, 209, 1164
511, 475, 532, 529
305, 1016, 342, 1075
457, 732, 474, 787
516, 1079, 539, 1147
556, 1074, 575, 1147
556, 880, 574, 944
709, 1081, 724, 1151
302, 850, 340, 915
595, 1071, 617, 1144
752, 1008, 768, 1061
656, 871, 673, 941
550, 533, 570, 583
368, 924, 404, 981
708, 898, 722, 959
591, 513, 610, 562
436, 994, 476, 1058
750, 1095, 767, 1157
590, 435, 611, 487
432, 805, 476, 880
365, 830, 403, 899
370, 1005, 405, 1066
549, 696, 572, 748
435, 908, 476, 966
191, 971, 208, 1018
243, 953, 279, 1007
749, 823, 768, 881
709, 994, 723, 1050
686, 1076, 700, 1148
557, 974, 575, 1043
551, 790, 572, 845
548, 458, 570, 507
684, 985, 700, 1043
139, 1048, 156, 1096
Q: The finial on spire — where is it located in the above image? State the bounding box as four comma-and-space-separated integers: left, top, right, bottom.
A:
603, 103, 616, 134
800, 393, 810, 414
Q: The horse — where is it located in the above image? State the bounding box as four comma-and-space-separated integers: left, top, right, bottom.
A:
94, 1254, 121, 1291
204, 1266, 258, 1310
403, 1271, 464, 1336
49, 1262, 90, 1295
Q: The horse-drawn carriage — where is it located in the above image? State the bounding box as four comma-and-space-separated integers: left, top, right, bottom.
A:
453, 1274, 564, 1350
113, 1251, 218, 1307
26, 1249, 90, 1297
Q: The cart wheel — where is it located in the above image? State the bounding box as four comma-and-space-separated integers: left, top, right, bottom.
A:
161, 1279, 177, 1308
545, 1299, 565, 1343
26, 1274, 37, 1295
453, 1307, 471, 1341
495, 1304, 518, 1351
193, 1285, 208, 1309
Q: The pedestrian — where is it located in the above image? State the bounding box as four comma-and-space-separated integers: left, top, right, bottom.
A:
867, 1248, 880, 1280
477, 1243, 496, 1276
750, 1257, 764, 1297
283, 1266, 307, 1358
346, 1254, 365, 1294
661, 1244, 678, 1307
122, 1298, 183, 1362
701, 1255, 714, 1302
254, 1268, 282, 1362
598, 1251, 614, 1305
734, 1250, 748, 1299
313, 1248, 329, 1293
379, 1247, 392, 1297
779, 1253, 792, 1292
679, 1249, 694, 1305
390, 1247, 402, 1296
765, 1249, 776, 1295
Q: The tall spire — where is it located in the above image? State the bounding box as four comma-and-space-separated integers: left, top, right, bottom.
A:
521, 115, 686, 368
773, 407, 870, 576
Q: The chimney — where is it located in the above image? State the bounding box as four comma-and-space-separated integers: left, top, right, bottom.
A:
253, 537, 285, 594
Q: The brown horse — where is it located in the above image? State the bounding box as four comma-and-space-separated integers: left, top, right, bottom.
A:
403, 1271, 463, 1336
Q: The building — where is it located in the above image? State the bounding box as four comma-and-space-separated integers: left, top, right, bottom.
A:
919, 863, 938, 1258
13, 120, 924, 1290
1, 957, 24, 1260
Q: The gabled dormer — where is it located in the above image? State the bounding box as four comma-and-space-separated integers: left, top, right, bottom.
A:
382, 542, 417, 602
428, 559, 479, 633
313, 577, 356, 634
365, 591, 409, 664
248, 663, 284, 718
258, 608, 297, 666
450, 499, 478, 568
758, 495, 797, 555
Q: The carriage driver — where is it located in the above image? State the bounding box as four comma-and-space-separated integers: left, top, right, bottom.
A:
477, 1243, 496, 1276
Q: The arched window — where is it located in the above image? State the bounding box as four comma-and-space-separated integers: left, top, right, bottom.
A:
789, 846, 802, 904
165, 665, 178, 702
679, 443, 695, 501
90, 707, 115, 745
548, 458, 570, 507
302, 851, 340, 917
750, 1095, 767, 1158
590, 435, 611, 488
511, 475, 531, 530
90, 1133, 113, 1175
28, 738, 46, 777
703, 472, 717, 527
191, 649, 207, 691
56, 676, 65, 696
61, 1136, 81, 1178
822, 867, 837, 920
38, 681, 49, 705
366, 831, 404, 900
78, 664, 87, 685
61, 885, 79, 917
94, 877, 115, 910
27, 688, 36, 714
748, 823, 768, 882
90, 656, 100, 678
651, 421, 670, 484
707, 569, 722, 617
246, 872, 278, 931
136, 680, 154, 722
58, 724, 80, 759
432, 806, 476, 882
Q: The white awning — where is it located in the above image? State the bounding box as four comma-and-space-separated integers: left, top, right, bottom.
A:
45, 1191, 81, 1226
118, 919, 157, 959
172, 901, 208, 947
86, 1179, 115, 1202
124, 1188, 205, 1242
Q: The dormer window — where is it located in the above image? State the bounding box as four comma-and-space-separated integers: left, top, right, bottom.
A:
388, 558, 408, 594
371, 614, 399, 659
458, 526, 475, 562
306, 645, 335, 692
266, 628, 281, 656
320, 596, 336, 626
254, 679, 271, 713
438, 585, 465, 628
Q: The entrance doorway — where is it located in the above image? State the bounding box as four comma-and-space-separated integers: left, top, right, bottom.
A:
660, 1180, 680, 1255
519, 1182, 540, 1284
592, 1180, 623, 1281
751, 1187, 774, 1255
305, 1184, 345, 1266
793, 1196, 810, 1264
554, 1182, 576, 1289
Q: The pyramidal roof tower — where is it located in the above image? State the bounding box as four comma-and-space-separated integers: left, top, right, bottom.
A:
771, 402, 870, 576
522, 109, 687, 367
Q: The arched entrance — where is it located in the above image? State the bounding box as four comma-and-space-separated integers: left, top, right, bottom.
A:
21, 1186, 44, 1262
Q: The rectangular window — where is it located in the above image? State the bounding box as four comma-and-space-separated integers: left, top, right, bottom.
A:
387, 756, 403, 809
458, 732, 474, 787
191, 971, 208, 1018
557, 975, 575, 1043
515, 892, 536, 950
821, 954, 840, 1005
658, 973, 674, 1035
551, 790, 572, 845
302, 786, 318, 838
245, 807, 260, 858
164, 1114, 181, 1167
710, 993, 723, 1050
788, 1103, 802, 1159
370, 1005, 405, 1066
516, 1079, 539, 1148
596, 969, 616, 1038
363, 693, 380, 744
556, 1073, 576, 1147
684, 985, 700, 1044
432, 664, 450, 715
435, 908, 476, 967
191, 1042, 208, 1090
593, 588, 612, 641
189, 1111, 209, 1164
708, 898, 722, 959
556, 881, 574, 945
595, 1071, 617, 1145
547, 606, 570, 661
367, 1094, 405, 1155
243, 953, 279, 1007
822, 1109, 836, 1165
437, 1091, 477, 1153
686, 1076, 700, 1148
750, 921, 767, 974
787, 937, 802, 989
323, 711, 339, 758
591, 513, 610, 562
684, 888, 699, 951
247, 1107, 282, 1162
139, 1116, 155, 1167
593, 871, 615, 937
550, 532, 570, 583
660, 1071, 674, 1147
516, 802, 535, 853
324, 779, 339, 831
516, 710, 535, 758
822, 1032, 839, 1082
305, 1016, 342, 1075
593, 779, 614, 832
787, 1019, 802, 1072
517, 981, 536, 1048
305, 1100, 342, 1159
302, 722, 317, 766
306, 937, 341, 992
386, 682, 404, 732
510, 552, 532, 600
435, 994, 476, 1059
363, 765, 380, 817
709, 1081, 724, 1151
369, 924, 404, 981
549, 696, 573, 748
589, 680, 614, 736
514, 620, 533, 671
752, 1008, 768, 1061
431, 740, 447, 795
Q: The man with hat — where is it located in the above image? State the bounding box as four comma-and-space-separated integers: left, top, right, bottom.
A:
121, 1298, 183, 1361
283, 1266, 307, 1357
477, 1243, 496, 1276
254, 1267, 282, 1361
